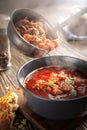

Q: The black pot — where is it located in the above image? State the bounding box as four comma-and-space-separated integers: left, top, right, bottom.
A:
17, 55, 87, 120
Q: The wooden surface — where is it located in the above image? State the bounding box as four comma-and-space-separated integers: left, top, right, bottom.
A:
0, 33, 87, 130
0, 5, 87, 130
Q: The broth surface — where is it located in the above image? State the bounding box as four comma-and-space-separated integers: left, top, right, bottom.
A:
24, 66, 87, 100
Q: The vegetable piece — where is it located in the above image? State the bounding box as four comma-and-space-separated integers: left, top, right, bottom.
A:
65, 78, 74, 84
47, 81, 54, 86
69, 89, 77, 96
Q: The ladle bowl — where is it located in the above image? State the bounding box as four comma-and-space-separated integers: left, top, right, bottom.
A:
7, 8, 58, 58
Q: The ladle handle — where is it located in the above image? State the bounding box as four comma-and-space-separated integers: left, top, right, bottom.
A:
54, 6, 87, 31
54, 6, 87, 41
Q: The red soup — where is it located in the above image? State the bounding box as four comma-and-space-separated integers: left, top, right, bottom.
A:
24, 66, 87, 100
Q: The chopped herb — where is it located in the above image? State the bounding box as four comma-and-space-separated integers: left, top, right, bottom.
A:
47, 81, 54, 86
65, 78, 74, 84
70, 89, 77, 96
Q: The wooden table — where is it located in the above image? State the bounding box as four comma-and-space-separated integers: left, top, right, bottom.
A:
0, 5, 87, 130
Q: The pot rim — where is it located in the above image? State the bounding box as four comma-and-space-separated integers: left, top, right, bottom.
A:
17, 55, 87, 102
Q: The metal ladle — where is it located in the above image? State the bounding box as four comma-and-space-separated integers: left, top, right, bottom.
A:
54, 6, 87, 41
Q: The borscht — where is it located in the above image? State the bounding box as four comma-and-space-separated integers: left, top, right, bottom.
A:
24, 66, 87, 100
15, 18, 59, 51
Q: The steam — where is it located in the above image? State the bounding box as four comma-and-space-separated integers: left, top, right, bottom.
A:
33, 1, 87, 40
